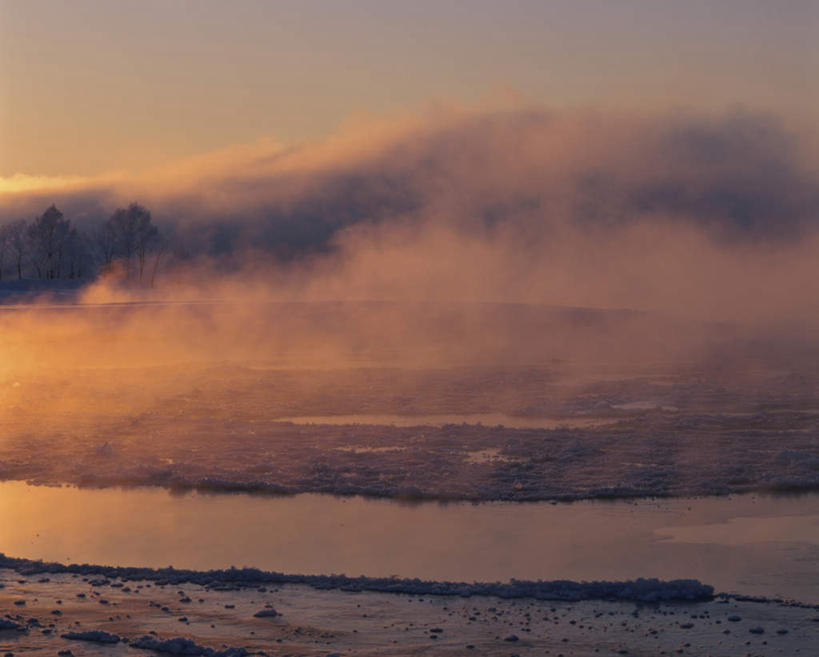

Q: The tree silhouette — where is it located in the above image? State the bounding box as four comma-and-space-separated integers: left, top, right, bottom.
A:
0, 201, 165, 283
103, 202, 160, 281
28, 205, 71, 279
6, 219, 28, 279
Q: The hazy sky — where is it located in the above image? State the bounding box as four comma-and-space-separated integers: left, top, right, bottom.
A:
1, 0, 817, 177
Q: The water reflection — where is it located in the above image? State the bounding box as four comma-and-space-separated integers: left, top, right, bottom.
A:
656, 512, 819, 545
0, 481, 816, 602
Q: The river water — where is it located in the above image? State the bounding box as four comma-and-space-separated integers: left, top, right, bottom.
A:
1, 481, 816, 602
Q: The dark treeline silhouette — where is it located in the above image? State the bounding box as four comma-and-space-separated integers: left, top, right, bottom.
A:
0, 202, 164, 285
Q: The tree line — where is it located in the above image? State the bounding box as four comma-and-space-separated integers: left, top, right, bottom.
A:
0, 202, 164, 284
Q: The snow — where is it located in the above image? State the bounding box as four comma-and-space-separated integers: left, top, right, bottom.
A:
61, 630, 121, 643
0, 554, 715, 602
132, 635, 248, 656
1, 567, 816, 656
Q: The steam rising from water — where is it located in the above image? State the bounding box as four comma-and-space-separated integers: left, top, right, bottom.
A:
1, 105, 818, 437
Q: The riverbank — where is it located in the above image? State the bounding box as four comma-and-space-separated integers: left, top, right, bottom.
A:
1, 562, 816, 657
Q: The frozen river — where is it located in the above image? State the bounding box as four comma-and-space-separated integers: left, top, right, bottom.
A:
274, 413, 612, 429
1, 481, 817, 603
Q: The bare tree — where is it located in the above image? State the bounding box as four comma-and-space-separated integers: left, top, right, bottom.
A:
63, 227, 90, 279
104, 202, 160, 281
94, 219, 118, 268
149, 233, 168, 288
135, 220, 158, 282
6, 219, 28, 279
28, 205, 71, 279
0, 224, 8, 280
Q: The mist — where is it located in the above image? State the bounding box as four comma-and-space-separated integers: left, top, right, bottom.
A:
1, 104, 818, 474
3, 106, 818, 317
4, 3, 819, 650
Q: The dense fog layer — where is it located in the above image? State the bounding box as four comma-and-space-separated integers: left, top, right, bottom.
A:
0, 107, 817, 502
2, 106, 818, 321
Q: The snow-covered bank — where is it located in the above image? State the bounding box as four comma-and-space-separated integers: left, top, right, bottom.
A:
0, 555, 714, 602
1, 566, 816, 657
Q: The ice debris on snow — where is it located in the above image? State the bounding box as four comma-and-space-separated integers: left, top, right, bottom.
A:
252, 608, 279, 618
0, 554, 714, 602
132, 636, 248, 657
61, 630, 121, 643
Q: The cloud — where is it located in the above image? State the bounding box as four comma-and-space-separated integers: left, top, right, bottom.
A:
0, 104, 817, 322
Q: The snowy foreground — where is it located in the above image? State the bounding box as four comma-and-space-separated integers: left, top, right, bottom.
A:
1, 559, 817, 657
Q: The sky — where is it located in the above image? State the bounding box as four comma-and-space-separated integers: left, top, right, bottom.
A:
1, 0, 817, 178
1, 0, 818, 322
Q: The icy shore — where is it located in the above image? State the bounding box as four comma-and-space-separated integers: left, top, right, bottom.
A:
2, 564, 816, 657
0, 554, 714, 602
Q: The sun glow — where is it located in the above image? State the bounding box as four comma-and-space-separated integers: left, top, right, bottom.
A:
0, 173, 89, 195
